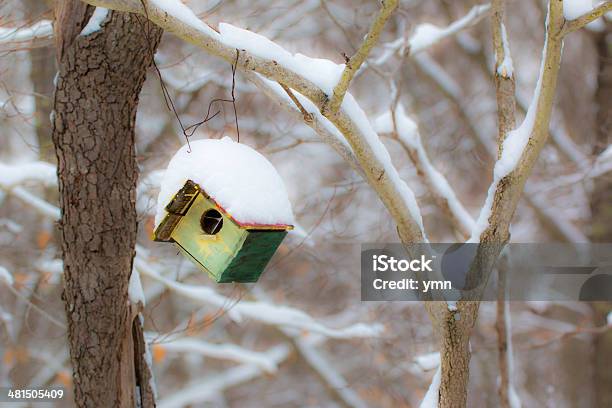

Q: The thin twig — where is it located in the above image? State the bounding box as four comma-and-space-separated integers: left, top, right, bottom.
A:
323, 0, 398, 114
279, 82, 314, 123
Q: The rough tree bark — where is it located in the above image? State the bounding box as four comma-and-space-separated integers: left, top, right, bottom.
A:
51, 2, 162, 406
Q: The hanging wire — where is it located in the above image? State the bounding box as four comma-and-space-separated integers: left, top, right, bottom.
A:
136, 0, 240, 151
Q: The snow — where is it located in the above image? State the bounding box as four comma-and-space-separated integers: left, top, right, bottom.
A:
135, 257, 384, 339
155, 137, 294, 227
341, 95, 426, 234
80, 7, 109, 36
419, 364, 441, 408
150, 0, 219, 38
218, 23, 424, 236
0, 161, 57, 187
497, 23, 514, 78
142, 337, 158, 399
503, 301, 522, 408
219, 23, 345, 94
470, 24, 549, 242
158, 344, 290, 408
129, 269, 145, 305
414, 352, 440, 371
0, 20, 52, 44
408, 4, 490, 55
409, 24, 443, 53
374, 104, 475, 235
256, 75, 351, 151
152, 337, 280, 372
0, 265, 13, 285
563, 0, 596, 20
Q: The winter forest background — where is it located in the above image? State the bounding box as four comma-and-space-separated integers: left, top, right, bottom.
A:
0, 0, 611, 407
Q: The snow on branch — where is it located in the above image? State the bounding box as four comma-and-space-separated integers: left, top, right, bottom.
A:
157, 344, 291, 408
248, 73, 361, 173
324, 0, 398, 114
135, 257, 384, 339
470, 1, 568, 243
374, 104, 475, 238
374, 4, 491, 66
0, 20, 53, 51
0, 161, 57, 188
419, 365, 441, 408
418, 38, 587, 243
147, 335, 281, 372
82, 0, 427, 243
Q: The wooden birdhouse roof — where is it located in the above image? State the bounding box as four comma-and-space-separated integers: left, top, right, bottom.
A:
155, 137, 294, 229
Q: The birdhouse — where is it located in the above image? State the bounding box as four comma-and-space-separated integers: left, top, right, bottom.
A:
153, 137, 294, 283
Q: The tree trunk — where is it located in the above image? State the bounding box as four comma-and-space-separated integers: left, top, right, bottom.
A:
51, 4, 162, 406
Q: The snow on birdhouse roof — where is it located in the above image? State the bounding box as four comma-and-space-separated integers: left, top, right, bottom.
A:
155, 137, 294, 228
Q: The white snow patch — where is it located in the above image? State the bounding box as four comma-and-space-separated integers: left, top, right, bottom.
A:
152, 336, 279, 372
0, 265, 13, 285
185, 23, 423, 235
219, 23, 345, 94
409, 4, 490, 54
0, 161, 57, 187
414, 352, 440, 371
419, 364, 441, 408
563, 0, 597, 20
496, 23, 514, 78
256, 75, 351, 151
341, 96, 426, 235
151, 0, 219, 38
387, 104, 475, 234
470, 25, 549, 242
155, 137, 294, 227
129, 269, 145, 305
80, 7, 109, 36
0, 20, 52, 44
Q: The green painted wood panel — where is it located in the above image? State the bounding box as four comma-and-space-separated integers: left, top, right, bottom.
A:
220, 230, 288, 283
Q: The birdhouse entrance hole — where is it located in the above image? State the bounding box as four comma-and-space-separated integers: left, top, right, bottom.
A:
200, 209, 223, 235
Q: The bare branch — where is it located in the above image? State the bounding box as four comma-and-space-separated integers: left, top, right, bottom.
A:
0, 20, 53, 52
323, 0, 398, 114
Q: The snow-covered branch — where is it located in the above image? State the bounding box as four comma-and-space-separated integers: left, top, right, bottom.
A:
135, 257, 384, 339
374, 105, 475, 238
374, 4, 491, 67
158, 344, 291, 408
82, 0, 426, 244
470, 1, 569, 243
0, 20, 53, 51
148, 335, 282, 373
